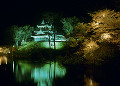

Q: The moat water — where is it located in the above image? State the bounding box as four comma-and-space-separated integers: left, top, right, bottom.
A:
0, 55, 120, 86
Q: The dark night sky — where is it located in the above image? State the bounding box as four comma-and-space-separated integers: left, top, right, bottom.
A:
0, 0, 115, 27
0, 0, 118, 44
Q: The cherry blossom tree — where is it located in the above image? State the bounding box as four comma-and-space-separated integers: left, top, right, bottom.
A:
88, 9, 120, 43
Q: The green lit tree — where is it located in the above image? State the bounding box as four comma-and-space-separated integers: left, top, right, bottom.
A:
42, 12, 63, 49
61, 16, 79, 36
61, 18, 74, 35
22, 25, 34, 42
11, 25, 34, 47
11, 25, 23, 47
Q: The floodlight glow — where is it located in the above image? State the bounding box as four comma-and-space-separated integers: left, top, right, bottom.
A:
86, 41, 99, 49
102, 13, 105, 17
90, 79, 93, 85
91, 22, 100, 29
101, 33, 112, 40
95, 22, 99, 25
83, 41, 99, 54
41, 42, 65, 49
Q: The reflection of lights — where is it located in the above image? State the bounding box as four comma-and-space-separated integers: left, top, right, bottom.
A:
90, 79, 93, 85
5, 57, 7, 64
31, 62, 66, 86
15, 61, 66, 86
0, 59, 1, 65
0, 56, 7, 65
101, 33, 112, 40
85, 41, 99, 50
84, 75, 99, 86
13, 61, 14, 72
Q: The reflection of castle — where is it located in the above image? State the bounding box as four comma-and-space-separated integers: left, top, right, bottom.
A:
31, 20, 67, 42
15, 61, 66, 86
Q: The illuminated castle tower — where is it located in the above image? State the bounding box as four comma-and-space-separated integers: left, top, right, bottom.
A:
31, 20, 53, 41
31, 20, 67, 42
37, 20, 52, 29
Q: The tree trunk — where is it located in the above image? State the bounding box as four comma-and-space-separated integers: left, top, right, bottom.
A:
16, 41, 18, 48
54, 33, 56, 49
49, 35, 51, 48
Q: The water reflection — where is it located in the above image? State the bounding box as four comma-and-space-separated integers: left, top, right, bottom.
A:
0, 59, 119, 86
15, 61, 66, 86
13, 61, 14, 72
0, 55, 7, 65
84, 75, 99, 86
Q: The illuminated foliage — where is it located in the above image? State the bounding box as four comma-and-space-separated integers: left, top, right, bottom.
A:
18, 41, 65, 51
11, 25, 34, 47
61, 16, 79, 35
100, 33, 112, 41
67, 37, 78, 47
89, 9, 120, 43
0, 47, 10, 54
61, 17, 88, 47
83, 39, 99, 56
79, 9, 120, 61
22, 25, 34, 42
89, 9, 120, 30
61, 18, 74, 35
73, 22, 88, 40
12, 25, 23, 46
67, 22, 88, 47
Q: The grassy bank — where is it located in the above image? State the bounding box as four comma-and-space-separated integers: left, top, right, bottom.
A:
13, 41, 120, 65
